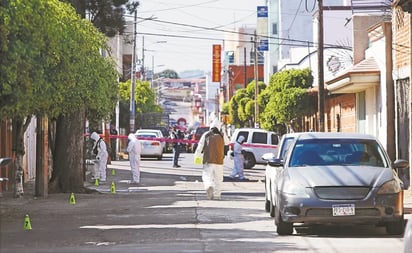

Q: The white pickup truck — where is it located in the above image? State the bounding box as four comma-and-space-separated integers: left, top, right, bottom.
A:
229, 128, 280, 169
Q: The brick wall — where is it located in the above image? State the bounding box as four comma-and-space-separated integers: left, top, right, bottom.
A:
393, 8, 411, 70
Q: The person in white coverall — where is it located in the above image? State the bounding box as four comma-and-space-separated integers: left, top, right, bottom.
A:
230, 135, 247, 180
91, 132, 108, 182
127, 133, 142, 184
194, 119, 229, 200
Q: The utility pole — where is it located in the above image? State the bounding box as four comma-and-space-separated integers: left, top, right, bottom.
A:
317, 0, 325, 132
244, 47, 247, 88
253, 31, 259, 128
128, 3, 138, 133
141, 35, 145, 81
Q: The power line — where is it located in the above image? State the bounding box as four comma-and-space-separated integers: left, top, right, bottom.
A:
123, 17, 352, 50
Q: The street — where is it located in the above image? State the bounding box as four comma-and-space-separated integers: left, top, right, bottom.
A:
0, 153, 408, 253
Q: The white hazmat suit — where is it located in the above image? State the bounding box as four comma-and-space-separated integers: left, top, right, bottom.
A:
127, 133, 142, 184
230, 135, 246, 180
91, 132, 108, 182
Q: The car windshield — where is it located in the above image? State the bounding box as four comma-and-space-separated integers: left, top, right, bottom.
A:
288, 138, 388, 167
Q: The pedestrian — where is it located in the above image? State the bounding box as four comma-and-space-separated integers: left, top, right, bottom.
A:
109, 124, 118, 161
170, 126, 182, 168
127, 133, 142, 185
229, 135, 248, 180
90, 132, 108, 183
194, 119, 226, 200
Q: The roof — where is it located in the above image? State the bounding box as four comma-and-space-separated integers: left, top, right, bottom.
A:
326, 57, 380, 94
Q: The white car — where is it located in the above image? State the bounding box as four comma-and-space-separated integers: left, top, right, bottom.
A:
262, 132, 302, 217
135, 129, 166, 151
230, 128, 280, 169
135, 132, 163, 160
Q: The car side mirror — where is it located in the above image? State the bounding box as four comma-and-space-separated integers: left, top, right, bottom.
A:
0, 158, 12, 167
268, 158, 283, 167
392, 159, 409, 170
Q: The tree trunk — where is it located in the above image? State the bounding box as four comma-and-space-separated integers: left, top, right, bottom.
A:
49, 109, 85, 193
12, 117, 31, 198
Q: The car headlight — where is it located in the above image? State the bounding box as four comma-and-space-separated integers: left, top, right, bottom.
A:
282, 182, 310, 198
377, 179, 402, 194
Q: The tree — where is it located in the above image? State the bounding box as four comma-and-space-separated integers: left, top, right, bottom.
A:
62, 0, 128, 36
0, 0, 119, 194
260, 68, 316, 133
156, 69, 180, 79
228, 81, 266, 128
118, 79, 162, 132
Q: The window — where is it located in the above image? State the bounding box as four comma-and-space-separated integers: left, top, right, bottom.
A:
272, 23, 278, 35
252, 132, 267, 144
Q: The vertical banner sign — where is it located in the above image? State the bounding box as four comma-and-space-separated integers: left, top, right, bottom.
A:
212, 44, 221, 82
257, 6, 268, 51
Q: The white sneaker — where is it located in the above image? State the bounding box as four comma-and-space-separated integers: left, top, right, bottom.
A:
206, 187, 214, 200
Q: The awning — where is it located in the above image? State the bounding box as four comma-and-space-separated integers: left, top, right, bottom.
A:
326, 57, 380, 94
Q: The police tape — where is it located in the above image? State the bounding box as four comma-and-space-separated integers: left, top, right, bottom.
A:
85, 134, 277, 148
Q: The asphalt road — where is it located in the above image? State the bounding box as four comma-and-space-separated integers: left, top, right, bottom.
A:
0, 153, 408, 253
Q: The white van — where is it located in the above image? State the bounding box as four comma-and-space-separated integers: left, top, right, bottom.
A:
230, 128, 279, 169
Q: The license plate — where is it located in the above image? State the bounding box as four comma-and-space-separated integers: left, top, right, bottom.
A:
332, 204, 355, 216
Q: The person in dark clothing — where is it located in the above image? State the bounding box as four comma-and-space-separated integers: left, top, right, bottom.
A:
110, 124, 118, 161
170, 126, 183, 168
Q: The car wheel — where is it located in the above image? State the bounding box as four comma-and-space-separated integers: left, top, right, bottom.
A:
157, 155, 163, 161
386, 218, 404, 235
265, 180, 270, 212
243, 152, 256, 169
275, 206, 293, 235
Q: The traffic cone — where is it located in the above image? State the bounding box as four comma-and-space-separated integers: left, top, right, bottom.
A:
24, 214, 32, 230
110, 181, 116, 194
94, 178, 99, 186
111, 169, 116, 176
69, 193, 76, 205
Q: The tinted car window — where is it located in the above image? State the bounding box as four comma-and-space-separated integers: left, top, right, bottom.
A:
270, 133, 279, 145
252, 132, 267, 144
237, 131, 249, 142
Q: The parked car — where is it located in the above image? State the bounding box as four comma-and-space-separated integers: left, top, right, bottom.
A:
188, 126, 210, 153
229, 128, 279, 169
262, 132, 302, 217
135, 129, 166, 152
135, 132, 163, 160
142, 126, 172, 153
268, 132, 409, 235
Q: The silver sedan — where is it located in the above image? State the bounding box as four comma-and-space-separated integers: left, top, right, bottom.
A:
269, 132, 409, 235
